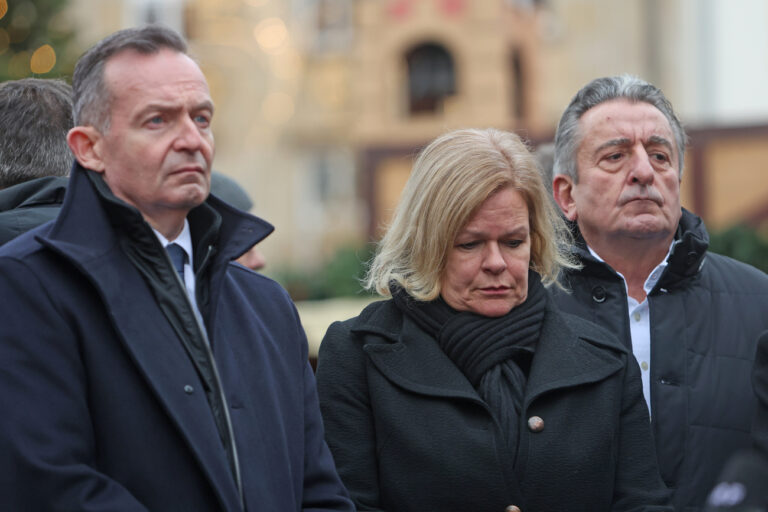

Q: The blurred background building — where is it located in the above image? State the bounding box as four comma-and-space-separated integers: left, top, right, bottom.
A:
3, 0, 768, 306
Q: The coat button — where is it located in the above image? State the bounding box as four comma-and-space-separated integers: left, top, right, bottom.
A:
527, 416, 544, 433
505, 506, 522, 512
591, 286, 606, 303
184, 385, 194, 394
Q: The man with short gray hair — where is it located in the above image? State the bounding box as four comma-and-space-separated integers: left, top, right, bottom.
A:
0, 78, 72, 244
0, 25, 353, 511
550, 74, 768, 511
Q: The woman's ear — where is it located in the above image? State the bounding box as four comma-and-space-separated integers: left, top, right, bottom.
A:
67, 126, 106, 172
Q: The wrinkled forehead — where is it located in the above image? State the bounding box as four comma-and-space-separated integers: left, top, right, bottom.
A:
578, 99, 676, 148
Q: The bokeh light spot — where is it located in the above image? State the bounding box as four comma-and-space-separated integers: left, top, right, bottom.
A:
254, 17, 288, 53
31, 44, 56, 74
0, 0, 8, 21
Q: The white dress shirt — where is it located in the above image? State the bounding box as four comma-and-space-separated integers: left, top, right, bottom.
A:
587, 242, 676, 417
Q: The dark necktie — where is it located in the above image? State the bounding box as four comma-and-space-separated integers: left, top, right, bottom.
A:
166, 243, 187, 282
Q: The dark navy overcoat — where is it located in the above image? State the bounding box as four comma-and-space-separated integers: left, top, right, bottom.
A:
0, 165, 353, 512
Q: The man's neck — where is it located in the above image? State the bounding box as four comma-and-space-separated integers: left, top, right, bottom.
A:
584, 232, 674, 302
145, 211, 188, 242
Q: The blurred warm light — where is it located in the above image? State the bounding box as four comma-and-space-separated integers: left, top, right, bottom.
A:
30, 44, 56, 74
0, 28, 9, 55
271, 48, 301, 81
0, 0, 7, 21
261, 91, 294, 124
254, 17, 288, 54
245, 0, 269, 6
9, 50, 31, 78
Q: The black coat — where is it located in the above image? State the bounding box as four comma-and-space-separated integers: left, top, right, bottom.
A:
550, 209, 768, 511
317, 297, 672, 512
0, 175, 67, 244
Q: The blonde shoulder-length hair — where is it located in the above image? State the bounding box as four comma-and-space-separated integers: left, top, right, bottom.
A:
365, 128, 579, 300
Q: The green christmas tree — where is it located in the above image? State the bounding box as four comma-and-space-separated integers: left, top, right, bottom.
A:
0, 0, 76, 82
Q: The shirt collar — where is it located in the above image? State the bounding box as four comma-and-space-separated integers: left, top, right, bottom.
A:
587, 239, 677, 296
153, 219, 193, 264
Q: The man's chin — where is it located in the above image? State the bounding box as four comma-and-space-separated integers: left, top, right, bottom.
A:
623, 219, 676, 240
171, 187, 209, 210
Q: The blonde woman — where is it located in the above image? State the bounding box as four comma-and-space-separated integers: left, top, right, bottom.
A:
316, 128, 671, 512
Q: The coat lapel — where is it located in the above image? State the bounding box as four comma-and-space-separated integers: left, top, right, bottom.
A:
524, 306, 625, 408
361, 312, 485, 406
359, 301, 625, 412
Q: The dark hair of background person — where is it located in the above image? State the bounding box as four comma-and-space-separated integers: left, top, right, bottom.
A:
71, 24, 187, 132
0, 78, 73, 189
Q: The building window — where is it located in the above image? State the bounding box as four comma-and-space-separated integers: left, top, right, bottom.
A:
405, 42, 456, 115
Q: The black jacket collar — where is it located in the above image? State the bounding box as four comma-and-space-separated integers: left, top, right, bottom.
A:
568, 208, 709, 290
0, 176, 68, 212
43, 162, 273, 266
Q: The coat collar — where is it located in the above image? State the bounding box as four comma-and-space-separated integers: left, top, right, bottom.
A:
0, 176, 68, 212
352, 298, 625, 409
568, 208, 709, 291
41, 163, 273, 265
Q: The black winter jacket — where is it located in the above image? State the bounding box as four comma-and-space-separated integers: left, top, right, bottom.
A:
0, 175, 67, 244
550, 208, 768, 512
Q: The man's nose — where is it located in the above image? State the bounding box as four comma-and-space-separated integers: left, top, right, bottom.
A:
628, 147, 655, 185
173, 116, 206, 152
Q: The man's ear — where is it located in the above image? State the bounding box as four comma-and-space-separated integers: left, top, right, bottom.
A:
67, 126, 106, 172
552, 174, 578, 222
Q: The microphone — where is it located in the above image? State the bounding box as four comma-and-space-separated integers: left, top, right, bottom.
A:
704, 450, 768, 511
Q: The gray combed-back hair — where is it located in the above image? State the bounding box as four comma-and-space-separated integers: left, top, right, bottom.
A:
72, 24, 187, 132
553, 75, 688, 182
0, 78, 73, 189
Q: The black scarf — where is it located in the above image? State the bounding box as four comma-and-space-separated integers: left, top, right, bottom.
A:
392, 270, 547, 451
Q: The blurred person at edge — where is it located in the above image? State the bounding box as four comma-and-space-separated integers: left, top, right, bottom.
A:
705, 329, 768, 512
316, 127, 673, 511
0, 78, 72, 244
210, 171, 266, 270
549, 75, 768, 511
0, 25, 353, 511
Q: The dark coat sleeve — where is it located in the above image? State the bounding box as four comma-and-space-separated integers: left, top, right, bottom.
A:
612, 351, 674, 511
0, 256, 150, 511
297, 325, 357, 512
316, 320, 385, 511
